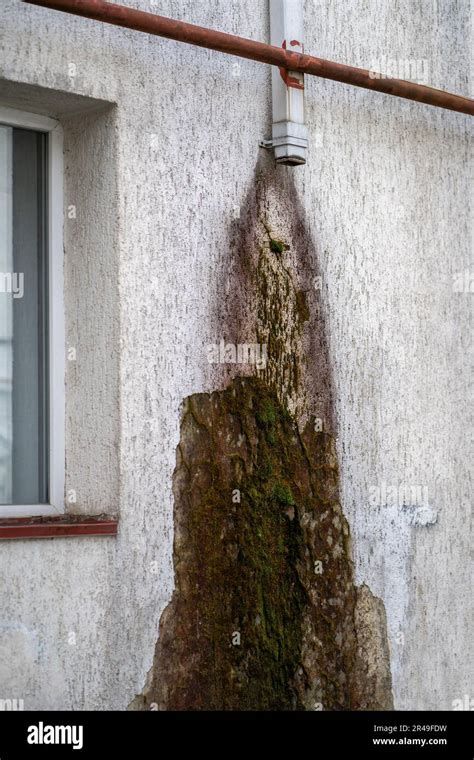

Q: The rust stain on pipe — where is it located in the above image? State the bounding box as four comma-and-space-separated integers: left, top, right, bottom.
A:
23, 0, 474, 116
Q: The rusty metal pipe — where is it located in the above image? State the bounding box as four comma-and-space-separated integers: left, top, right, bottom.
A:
23, 0, 474, 116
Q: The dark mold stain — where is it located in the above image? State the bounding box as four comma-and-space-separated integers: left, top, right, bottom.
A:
137, 157, 393, 711
208, 155, 333, 429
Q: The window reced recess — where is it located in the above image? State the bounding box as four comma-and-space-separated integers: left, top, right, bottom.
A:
0, 125, 48, 505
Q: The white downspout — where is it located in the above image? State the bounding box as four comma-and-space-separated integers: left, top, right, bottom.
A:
268, 0, 308, 165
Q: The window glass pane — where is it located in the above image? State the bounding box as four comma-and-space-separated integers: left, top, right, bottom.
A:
0, 124, 48, 505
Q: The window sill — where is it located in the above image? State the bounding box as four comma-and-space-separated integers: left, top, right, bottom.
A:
0, 514, 118, 540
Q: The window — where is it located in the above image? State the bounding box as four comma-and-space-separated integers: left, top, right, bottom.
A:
0, 107, 64, 517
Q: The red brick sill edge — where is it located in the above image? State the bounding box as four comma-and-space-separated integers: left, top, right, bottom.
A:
0, 514, 118, 540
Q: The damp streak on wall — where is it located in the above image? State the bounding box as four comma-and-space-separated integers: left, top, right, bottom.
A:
133, 161, 393, 711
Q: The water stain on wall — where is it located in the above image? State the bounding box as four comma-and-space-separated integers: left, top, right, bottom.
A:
132, 158, 393, 710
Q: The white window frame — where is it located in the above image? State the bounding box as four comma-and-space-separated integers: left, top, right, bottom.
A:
0, 106, 65, 518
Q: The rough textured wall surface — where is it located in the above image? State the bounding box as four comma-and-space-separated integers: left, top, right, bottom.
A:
0, 0, 471, 710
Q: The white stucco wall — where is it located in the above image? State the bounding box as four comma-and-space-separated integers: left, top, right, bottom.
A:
0, 0, 471, 710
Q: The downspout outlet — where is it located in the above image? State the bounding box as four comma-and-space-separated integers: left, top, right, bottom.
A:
269, 0, 308, 166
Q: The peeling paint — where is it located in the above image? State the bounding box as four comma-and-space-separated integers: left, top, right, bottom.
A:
136, 378, 392, 710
